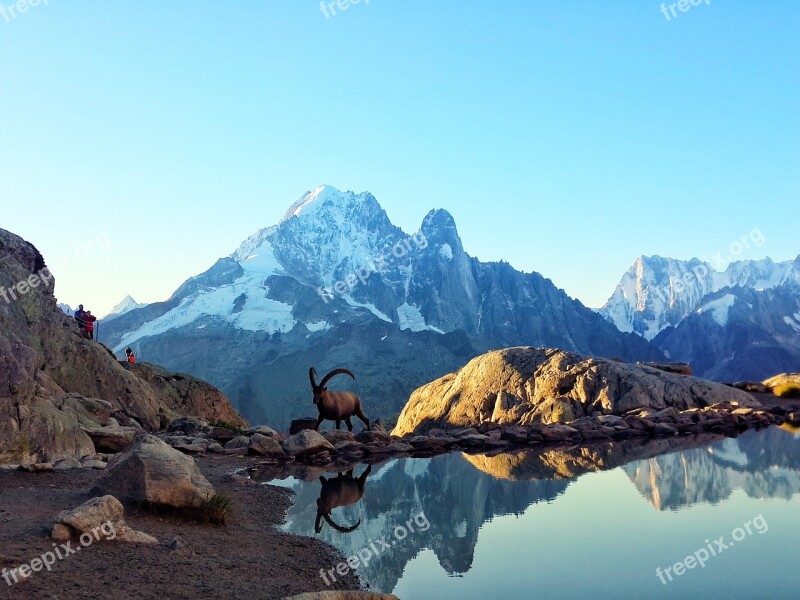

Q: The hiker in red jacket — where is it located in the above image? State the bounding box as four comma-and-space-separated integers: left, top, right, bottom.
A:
125, 347, 136, 363
84, 311, 97, 340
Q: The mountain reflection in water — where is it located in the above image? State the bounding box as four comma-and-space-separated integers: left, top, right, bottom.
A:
257, 426, 800, 599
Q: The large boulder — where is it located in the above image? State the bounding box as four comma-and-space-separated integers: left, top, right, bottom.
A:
281, 430, 335, 457
764, 373, 800, 396
128, 363, 247, 429
82, 425, 140, 453
52, 495, 158, 544
0, 227, 246, 464
91, 433, 215, 509
248, 433, 285, 457
393, 347, 759, 436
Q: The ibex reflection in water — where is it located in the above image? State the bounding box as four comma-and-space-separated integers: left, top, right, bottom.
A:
309, 367, 370, 431
315, 465, 372, 534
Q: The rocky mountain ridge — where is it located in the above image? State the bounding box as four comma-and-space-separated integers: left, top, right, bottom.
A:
100, 185, 662, 426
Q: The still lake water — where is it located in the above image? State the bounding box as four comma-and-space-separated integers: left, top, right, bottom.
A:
259, 426, 800, 599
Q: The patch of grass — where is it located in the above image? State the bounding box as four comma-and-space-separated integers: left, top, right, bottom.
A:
203, 493, 233, 525
13, 433, 31, 462
774, 384, 800, 399
208, 419, 245, 434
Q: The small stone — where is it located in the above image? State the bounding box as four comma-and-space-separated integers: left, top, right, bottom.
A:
355, 431, 390, 444
457, 434, 488, 447
166, 536, 192, 557
289, 418, 318, 435
321, 430, 356, 445
51, 523, 72, 542
54, 457, 83, 470
82, 460, 107, 470
245, 425, 279, 438
224, 436, 251, 450
653, 423, 678, 436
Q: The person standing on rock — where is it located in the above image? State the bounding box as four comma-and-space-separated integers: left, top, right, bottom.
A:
74, 304, 87, 335
84, 311, 97, 340
125, 347, 136, 363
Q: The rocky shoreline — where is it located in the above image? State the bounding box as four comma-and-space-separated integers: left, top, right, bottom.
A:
10, 398, 793, 478
46, 398, 789, 477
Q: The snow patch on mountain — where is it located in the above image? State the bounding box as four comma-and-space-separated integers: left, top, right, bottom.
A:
236, 236, 284, 276
697, 294, 736, 327
115, 272, 295, 351
305, 320, 330, 332
343, 296, 393, 323
784, 315, 800, 334
397, 302, 443, 333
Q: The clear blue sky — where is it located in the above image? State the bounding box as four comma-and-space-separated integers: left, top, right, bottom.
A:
2, 0, 798, 316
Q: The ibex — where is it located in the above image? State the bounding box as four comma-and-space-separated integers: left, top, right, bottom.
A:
315, 465, 372, 533
309, 367, 370, 432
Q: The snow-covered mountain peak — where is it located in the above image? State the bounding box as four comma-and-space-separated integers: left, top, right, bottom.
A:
282, 184, 340, 220
280, 185, 378, 223
601, 254, 800, 339
103, 295, 146, 320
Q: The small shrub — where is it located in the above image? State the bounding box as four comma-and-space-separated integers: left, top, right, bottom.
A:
203, 493, 232, 525
774, 384, 800, 399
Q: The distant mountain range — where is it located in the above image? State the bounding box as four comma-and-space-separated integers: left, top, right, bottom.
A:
101, 185, 660, 426
600, 254, 800, 381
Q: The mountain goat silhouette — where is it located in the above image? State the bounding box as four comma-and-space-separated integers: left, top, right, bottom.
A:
309, 367, 370, 431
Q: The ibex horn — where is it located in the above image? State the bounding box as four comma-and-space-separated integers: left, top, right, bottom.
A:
318, 368, 355, 389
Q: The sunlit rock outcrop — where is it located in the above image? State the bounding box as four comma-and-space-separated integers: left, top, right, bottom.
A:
393, 346, 757, 436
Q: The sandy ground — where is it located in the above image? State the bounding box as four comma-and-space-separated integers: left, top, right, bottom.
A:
0, 455, 360, 600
